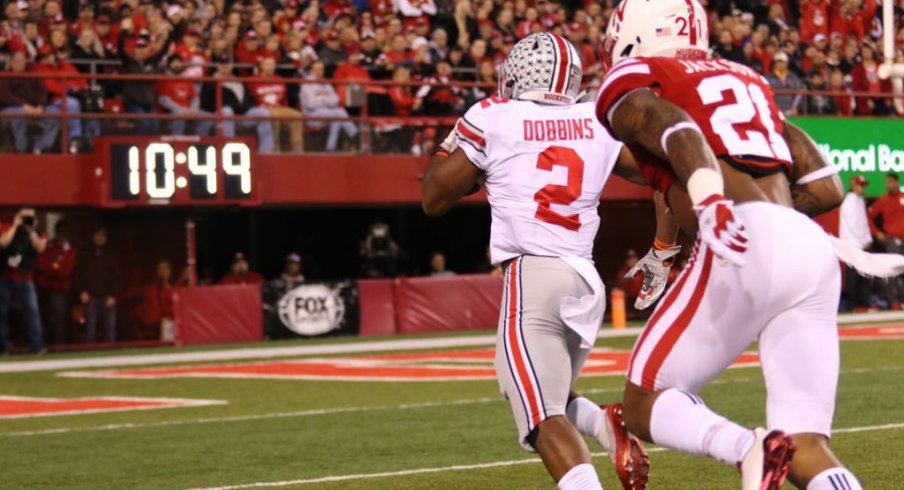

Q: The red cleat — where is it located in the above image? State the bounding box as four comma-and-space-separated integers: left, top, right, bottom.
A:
600, 403, 649, 490
740, 428, 795, 490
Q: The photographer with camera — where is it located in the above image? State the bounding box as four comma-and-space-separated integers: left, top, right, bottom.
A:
359, 220, 402, 278
0, 208, 48, 355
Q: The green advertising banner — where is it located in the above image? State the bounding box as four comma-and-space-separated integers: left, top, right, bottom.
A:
790, 117, 904, 197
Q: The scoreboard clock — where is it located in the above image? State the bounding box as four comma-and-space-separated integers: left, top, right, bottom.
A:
94, 136, 259, 206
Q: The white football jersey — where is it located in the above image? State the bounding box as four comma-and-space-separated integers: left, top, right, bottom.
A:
456, 98, 623, 264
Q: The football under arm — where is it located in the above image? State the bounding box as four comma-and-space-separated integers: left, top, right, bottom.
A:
785, 122, 844, 217
421, 149, 484, 216
608, 88, 723, 191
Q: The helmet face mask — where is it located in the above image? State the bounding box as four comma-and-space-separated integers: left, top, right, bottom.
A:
498, 32, 582, 105
604, 0, 709, 69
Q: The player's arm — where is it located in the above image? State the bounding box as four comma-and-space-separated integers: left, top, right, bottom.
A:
785, 121, 844, 217
611, 146, 648, 186
422, 149, 483, 216
608, 88, 747, 265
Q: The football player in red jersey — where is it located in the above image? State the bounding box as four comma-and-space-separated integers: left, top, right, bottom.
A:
594, 1, 862, 489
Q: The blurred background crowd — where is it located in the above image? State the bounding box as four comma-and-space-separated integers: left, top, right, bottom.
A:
1, 0, 902, 154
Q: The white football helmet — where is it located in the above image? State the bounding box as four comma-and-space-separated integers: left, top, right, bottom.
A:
603, 0, 709, 69
498, 32, 583, 105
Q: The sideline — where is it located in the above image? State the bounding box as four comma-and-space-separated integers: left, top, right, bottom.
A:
0, 312, 898, 374
0, 329, 643, 374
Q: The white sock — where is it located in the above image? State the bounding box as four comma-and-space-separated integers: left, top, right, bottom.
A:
807, 468, 862, 490
557, 463, 603, 490
649, 388, 755, 466
566, 397, 606, 444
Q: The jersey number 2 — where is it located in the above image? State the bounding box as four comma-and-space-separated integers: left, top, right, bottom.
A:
533, 146, 584, 231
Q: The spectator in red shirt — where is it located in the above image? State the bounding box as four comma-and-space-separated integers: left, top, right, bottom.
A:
156, 55, 214, 135
0, 208, 48, 355
828, 68, 855, 115
219, 252, 263, 285
248, 56, 302, 152
799, 0, 830, 43
868, 173, 904, 307
397, 0, 436, 28
234, 30, 267, 75
172, 28, 208, 80
385, 34, 414, 66
830, 0, 877, 45
141, 260, 177, 341
852, 45, 894, 115
35, 219, 76, 345
32, 46, 85, 151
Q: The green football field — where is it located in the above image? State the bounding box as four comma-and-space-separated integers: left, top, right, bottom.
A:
1, 324, 903, 490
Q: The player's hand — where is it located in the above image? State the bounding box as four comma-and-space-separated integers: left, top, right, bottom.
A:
695, 195, 747, 266
625, 245, 681, 310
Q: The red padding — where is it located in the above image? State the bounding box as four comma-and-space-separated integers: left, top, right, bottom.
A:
395, 274, 503, 334
357, 279, 397, 336
174, 285, 263, 345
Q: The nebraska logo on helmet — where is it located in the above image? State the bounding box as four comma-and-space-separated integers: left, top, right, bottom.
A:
498, 32, 583, 105
603, 0, 709, 69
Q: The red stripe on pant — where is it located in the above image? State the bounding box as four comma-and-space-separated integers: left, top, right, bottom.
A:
641, 248, 715, 390
627, 242, 700, 381
506, 257, 543, 428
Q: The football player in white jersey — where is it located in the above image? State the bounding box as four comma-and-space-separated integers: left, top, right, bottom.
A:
422, 33, 678, 490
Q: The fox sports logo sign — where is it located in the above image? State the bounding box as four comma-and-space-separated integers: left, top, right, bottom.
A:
278, 284, 346, 336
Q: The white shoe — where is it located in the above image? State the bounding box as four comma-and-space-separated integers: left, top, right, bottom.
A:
740, 428, 795, 490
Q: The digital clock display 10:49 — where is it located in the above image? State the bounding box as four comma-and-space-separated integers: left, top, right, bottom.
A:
102, 137, 257, 205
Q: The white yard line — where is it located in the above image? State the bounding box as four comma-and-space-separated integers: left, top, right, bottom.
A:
0, 370, 885, 438
186, 450, 634, 490
0, 387, 623, 438
0, 328, 645, 374
189, 418, 904, 490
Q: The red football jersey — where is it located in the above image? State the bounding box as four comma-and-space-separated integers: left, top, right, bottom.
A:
596, 57, 792, 194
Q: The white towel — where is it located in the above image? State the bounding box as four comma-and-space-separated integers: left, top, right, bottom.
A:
560, 257, 607, 349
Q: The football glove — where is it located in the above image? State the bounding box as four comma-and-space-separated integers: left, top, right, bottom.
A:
695, 195, 748, 266
625, 244, 682, 310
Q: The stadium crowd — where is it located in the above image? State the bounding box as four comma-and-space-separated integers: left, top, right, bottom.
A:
0, 0, 902, 153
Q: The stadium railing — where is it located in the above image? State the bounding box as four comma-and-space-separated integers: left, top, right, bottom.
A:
0, 70, 901, 155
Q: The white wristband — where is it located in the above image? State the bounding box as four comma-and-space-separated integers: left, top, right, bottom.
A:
686, 167, 724, 206
795, 165, 839, 186
660, 121, 702, 156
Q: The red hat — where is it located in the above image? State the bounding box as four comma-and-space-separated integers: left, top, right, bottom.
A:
38, 44, 55, 56
285, 0, 299, 7
185, 27, 201, 37
851, 176, 868, 186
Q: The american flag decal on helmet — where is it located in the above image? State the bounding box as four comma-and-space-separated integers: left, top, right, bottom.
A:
655, 27, 672, 36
